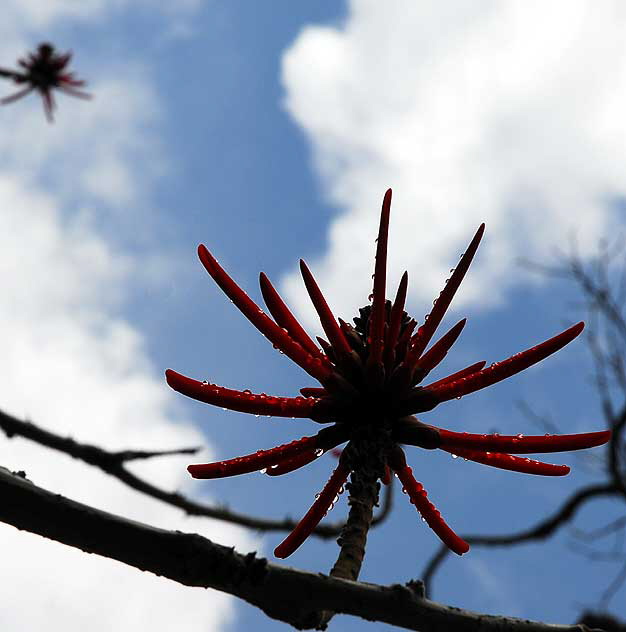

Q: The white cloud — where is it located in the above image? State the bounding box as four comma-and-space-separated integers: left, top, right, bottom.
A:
0, 7, 256, 632
0, 172, 256, 631
280, 0, 626, 329
1, 0, 201, 28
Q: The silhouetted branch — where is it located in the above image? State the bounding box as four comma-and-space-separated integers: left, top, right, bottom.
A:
0, 408, 392, 538
0, 466, 602, 632
422, 483, 623, 596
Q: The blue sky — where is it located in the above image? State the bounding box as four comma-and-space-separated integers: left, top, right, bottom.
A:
0, 2, 624, 631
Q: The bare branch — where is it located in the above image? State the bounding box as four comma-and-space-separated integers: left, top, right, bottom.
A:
422, 483, 623, 596
0, 466, 600, 632
0, 408, 391, 538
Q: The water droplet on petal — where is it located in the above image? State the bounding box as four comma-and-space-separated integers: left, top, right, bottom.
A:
451, 453, 458, 459
314, 448, 324, 457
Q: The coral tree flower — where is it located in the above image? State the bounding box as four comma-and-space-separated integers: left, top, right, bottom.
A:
0, 43, 90, 122
166, 189, 611, 558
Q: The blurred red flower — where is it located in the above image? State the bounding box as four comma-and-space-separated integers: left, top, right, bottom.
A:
0, 43, 90, 122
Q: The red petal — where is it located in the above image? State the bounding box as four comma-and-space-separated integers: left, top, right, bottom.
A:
368, 188, 392, 368
300, 387, 328, 397
411, 224, 485, 359
188, 436, 318, 479
265, 449, 321, 476
274, 463, 350, 558
385, 271, 409, 368
165, 369, 336, 419
259, 272, 325, 360
424, 322, 585, 403
409, 318, 466, 382
388, 447, 469, 555
197, 245, 331, 383
424, 361, 486, 389
299, 259, 351, 356
442, 448, 570, 475
438, 427, 611, 454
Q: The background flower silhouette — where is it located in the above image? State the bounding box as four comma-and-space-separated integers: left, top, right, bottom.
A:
0, 42, 90, 122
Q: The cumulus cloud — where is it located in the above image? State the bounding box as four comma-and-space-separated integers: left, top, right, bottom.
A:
0, 5, 256, 632
280, 0, 626, 329
0, 177, 253, 632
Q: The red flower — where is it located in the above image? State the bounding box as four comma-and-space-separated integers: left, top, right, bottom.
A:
0, 43, 90, 122
166, 189, 611, 557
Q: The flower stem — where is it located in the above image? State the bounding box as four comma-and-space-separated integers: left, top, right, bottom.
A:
311, 461, 381, 629
330, 466, 380, 581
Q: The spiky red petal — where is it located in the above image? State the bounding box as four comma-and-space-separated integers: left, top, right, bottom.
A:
422, 322, 584, 404
165, 369, 336, 420
437, 427, 611, 454
411, 224, 485, 360
259, 271, 325, 360
299, 259, 352, 356
388, 447, 469, 555
442, 448, 570, 475
188, 435, 318, 479
368, 188, 392, 369
274, 462, 350, 558
198, 245, 332, 383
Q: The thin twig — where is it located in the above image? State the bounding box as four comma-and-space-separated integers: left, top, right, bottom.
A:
0, 408, 392, 538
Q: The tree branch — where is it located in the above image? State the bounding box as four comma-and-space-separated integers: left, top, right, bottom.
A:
422, 483, 623, 595
0, 466, 600, 632
0, 408, 392, 538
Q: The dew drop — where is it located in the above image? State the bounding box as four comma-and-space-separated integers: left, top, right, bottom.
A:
259, 468, 267, 474
451, 453, 458, 459
222, 407, 227, 411
314, 448, 324, 457
314, 492, 321, 499
243, 389, 251, 395
254, 414, 260, 418
516, 433, 524, 439
202, 380, 208, 385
